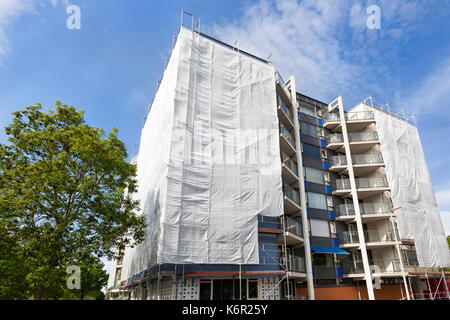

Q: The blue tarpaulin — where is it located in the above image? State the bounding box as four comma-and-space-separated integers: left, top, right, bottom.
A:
311, 246, 350, 254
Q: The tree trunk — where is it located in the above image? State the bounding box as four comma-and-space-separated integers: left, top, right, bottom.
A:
80, 289, 85, 300
35, 287, 45, 300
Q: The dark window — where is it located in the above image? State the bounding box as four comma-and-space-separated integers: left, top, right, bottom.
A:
301, 122, 318, 137
199, 281, 212, 300
303, 143, 321, 160
212, 279, 247, 300
248, 280, 258, 299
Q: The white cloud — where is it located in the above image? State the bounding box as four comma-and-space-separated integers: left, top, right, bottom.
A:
0, 0, 34, 66
211, 0, 441, 106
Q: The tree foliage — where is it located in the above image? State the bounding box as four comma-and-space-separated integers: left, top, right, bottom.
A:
0, 102, 146, 299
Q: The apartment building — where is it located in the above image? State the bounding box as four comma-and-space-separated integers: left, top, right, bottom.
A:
106, 25, 450, 301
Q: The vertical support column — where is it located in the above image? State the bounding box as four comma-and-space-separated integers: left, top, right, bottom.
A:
287, 76, 315, 300
334, 96, 375, 300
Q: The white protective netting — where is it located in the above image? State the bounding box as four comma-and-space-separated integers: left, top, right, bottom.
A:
372, 109, 450, 267
120, 27, 283, 279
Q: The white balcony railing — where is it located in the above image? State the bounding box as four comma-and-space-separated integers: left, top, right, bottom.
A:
339, 229, 397, 244
283, 183, 300, 204
280, 125, 296, 149
326, 132, 379, 144
337, 202, 393, 217
342, 259, 403, 274
335, 177, 388, 190
329, 153, 383, 167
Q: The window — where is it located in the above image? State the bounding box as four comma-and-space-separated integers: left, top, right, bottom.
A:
301, 122, 318, 137
323, 172, 330, 183
308, 192, 327, 210
310, 219, 330, 237
330, 222, 336, 234
305, 167, 324, 184
248, 279, 258, 299
299, 102, 315, 116
326, 196, 333, 207
200, 280, 212, 300
318, 128, 325, 138
302, 143, 321, 160
312, 253, 333, 266
316, 108, 322, 117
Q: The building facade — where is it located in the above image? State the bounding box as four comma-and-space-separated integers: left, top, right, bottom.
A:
106, 26, 450, 301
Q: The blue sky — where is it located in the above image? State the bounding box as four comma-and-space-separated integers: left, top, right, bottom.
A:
1, 0, 450, 269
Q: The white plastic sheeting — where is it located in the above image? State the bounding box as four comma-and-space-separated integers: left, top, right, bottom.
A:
372, 108, 450, 267
121, 27, 283, 279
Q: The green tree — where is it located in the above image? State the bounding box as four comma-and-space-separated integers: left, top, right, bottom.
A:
447, 235, 450, 249
0, 102, 146, 299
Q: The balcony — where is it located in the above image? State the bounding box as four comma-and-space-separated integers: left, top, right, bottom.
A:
313, 266, 337, 279
333, 177, 390, 199
258, 216, 303, 245
281, 216, 303, 245
281, 156, 299, 185
329, 153, 384, 176
323, 112, 341, 130
342, 259, 403, 277
339, 229, 397, 248
280, 255, 306, 276
280, 125, 296, 157
275, 72, 292, 105
283, 183, 301, 216
326, 132, 379, 153
324, 111, 375, 131
336, 202, 393, 222
344, 111, 375, 131
278, 98, 295, 130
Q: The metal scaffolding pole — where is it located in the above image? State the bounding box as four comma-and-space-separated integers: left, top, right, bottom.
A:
389, 206, 410, 300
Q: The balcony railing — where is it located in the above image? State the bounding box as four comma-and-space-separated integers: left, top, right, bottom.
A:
339, 229, 397, 244
258, 216, 302, 238
348, 132, 378, 142
337, 202, 393, 217
326, 133, 344, 144
326, 132, 379, 144
329, 155, 347, 167
345, 111, 374, 121
283, 183, 300, 204
283, 157, 298, 176
313, 266, 337, 279
279, 98, 294, 122
351, 153, 383, 164
324, 112, 340, 122
329, 153, 383, 167
342, 259, 403, 274
335, 177, 388, 190
281, 255, 306, 273
283, 216, 302, 237
275, 71, 286, 87
280, 125, 296, 149
324, 111, 375, 124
